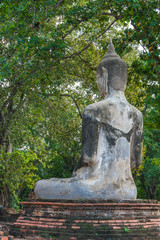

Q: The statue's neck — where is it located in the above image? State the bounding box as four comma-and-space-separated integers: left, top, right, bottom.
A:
105, 87, 126, 101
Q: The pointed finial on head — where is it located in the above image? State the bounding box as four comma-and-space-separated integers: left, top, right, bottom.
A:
107, 39, 116, 54
103, 39, 120, 59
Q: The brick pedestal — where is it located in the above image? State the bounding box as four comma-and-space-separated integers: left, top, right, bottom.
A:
0, 225, 14, 240
11, 200, 160, 240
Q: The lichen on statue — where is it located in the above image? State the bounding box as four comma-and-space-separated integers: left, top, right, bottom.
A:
34, 40, 143, 200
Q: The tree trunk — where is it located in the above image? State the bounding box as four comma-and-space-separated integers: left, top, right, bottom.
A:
0, 186, 10, 208
0, 134, 13, 208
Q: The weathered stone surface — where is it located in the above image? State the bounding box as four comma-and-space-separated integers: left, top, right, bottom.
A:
34, 40, 143, 200
96, 40, 128, 96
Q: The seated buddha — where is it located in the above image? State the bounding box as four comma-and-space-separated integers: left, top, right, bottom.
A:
34, 40, 143, 200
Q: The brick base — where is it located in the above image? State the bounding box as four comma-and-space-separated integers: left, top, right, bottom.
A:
0, 225, 14, 240
11, 200, 160, 240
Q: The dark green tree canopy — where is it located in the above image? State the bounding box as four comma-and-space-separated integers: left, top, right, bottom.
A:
0, 0, 159, 206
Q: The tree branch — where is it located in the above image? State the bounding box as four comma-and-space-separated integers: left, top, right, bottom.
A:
1, 86, 18, 110
60, 94, 82, 119
62, 19, 85, 39
142, 102, 148, 115
63, 18, 119, 60
36, 91, 82, 119
52, 0, 64, 11
101, 12, 117, 18
12, 93, 25, 115
4, 93, 25, 132
0, 111, 5, 125
77, 55, 96, 71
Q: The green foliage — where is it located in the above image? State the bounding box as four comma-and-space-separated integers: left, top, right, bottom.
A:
143, 129, 160, 159
123, 227, 130, 233
136, 158, 160, 200
0, 0, 159, 205
0, 150, 40, 206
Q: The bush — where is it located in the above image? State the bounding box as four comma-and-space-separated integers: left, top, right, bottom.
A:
135, 158, 160, 200
0, 150, 40, 207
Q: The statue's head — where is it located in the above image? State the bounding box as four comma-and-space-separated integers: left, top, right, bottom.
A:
97, 40, 128, 97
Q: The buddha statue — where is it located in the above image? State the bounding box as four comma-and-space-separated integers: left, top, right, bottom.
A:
34, 40, 143, 200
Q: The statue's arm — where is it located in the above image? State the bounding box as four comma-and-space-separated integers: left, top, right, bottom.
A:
130, 112, 143, 170
73, 108, 99, 172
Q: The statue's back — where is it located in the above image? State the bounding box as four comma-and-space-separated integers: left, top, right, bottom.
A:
34, 40, 143, 200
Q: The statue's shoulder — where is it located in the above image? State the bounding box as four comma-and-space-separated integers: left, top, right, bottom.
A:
84, 99, 114, 111
128, 104, 143, 125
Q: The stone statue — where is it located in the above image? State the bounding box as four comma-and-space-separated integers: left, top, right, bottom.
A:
34, 40, 143, 200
